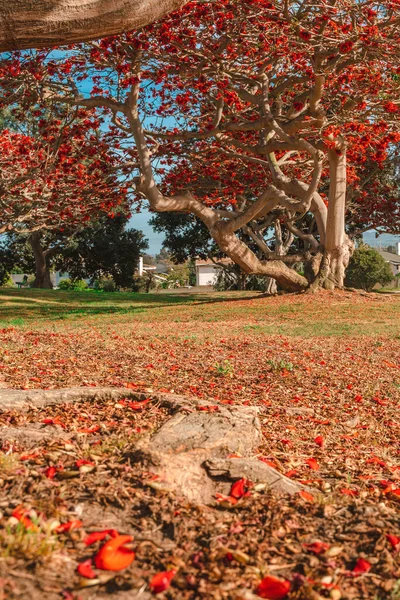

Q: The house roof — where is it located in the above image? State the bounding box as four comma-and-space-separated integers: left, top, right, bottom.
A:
195, 257, 233, 267
376, 249, 400, 264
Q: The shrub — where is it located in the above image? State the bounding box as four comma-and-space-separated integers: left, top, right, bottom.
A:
58, 278, 89, 291
345, 245, 394, 292
132, 274, 157, 293
0, 274, 14, 287
93, 276, 116, 292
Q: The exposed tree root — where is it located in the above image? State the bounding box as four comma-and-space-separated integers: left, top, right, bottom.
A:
0, 387, 308, 504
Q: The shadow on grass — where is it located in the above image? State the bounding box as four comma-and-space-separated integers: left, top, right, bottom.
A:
0, 288, 264, 324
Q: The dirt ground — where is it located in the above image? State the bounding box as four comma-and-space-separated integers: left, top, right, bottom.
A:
0, 289, 399, 599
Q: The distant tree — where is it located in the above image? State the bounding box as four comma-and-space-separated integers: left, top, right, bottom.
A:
53, 216, 148, 289
347, 146, 400, 239
142, 254, 156, 266
0, 105, 131, 288
0, 234, 33, 284
151, 213, 217, 264
345, 245, 394, 292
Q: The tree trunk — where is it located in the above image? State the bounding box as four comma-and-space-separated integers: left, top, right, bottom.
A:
264, 277, 277, 295
0, 0, 188, 52
312, 147, 354, 290
29, 232, 53, 289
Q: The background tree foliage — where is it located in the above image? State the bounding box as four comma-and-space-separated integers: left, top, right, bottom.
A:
345, 245, 394, 292
53, 216, 148, 289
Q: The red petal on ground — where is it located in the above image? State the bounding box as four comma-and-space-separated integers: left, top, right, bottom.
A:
340, 488, 359, 496
44, 466, 58, 479
84, 529, 119, 546
127, 398, 151, 410
388, 489, 400, 502
284, 469, 298, 478
255, 575, 291, 599
78, 425, 100, 434
77, 559, 96, 579
42, 417, 65, 428
314, 435, 324, 447
93, 535, 135, 571
298, 490, 315, 503
11, 506, 37, 531
75, 459, 95, 468
352, 558, 371, 575
386, 534, 400, 550
55, 520, 83, 533
149, 569, 177, 594
306, 458, 320, 470
230, 478, 252, 499
304, 541, 330, 554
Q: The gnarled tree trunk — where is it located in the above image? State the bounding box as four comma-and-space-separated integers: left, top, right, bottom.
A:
29, 232, 53, 289
312, 148, 354, 291
0, 0, 188, 52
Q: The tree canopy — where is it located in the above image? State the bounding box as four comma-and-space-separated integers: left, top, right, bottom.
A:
1, 0, 399, 290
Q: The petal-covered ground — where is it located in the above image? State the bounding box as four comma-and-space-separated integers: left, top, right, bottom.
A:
0, 289, 399, 599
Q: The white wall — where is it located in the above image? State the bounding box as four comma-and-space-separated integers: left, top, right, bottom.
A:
196, 265, 218, 286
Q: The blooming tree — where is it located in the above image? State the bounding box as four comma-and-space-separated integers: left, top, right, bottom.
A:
2, 0, 400, 290
0, 106, 130, 287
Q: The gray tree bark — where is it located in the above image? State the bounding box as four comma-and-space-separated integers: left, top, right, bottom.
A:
0, 0, 188, 52
28, 232, 53, 289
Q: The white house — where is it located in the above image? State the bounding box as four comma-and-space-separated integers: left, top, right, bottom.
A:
195, 258, 232, 287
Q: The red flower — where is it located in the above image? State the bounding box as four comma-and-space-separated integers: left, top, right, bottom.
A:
299, 29, 311, 41
384, 102, 398, 114
339, 40, 354, 53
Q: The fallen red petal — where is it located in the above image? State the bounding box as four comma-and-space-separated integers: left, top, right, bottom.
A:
386, 533, 400, 550
149, 569, 176, 594
230, 478, 252, 499
77, 559, 96, 579
306, 457, 320, 471
84, 529, 119, 546
352, 557, 371, 575
55, 520, 83, 534
304, 541, 330, 555
255, 575, 291, 599
94, 535, 135, 571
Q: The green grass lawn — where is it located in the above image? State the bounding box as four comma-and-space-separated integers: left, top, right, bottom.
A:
1, 287, 400, 338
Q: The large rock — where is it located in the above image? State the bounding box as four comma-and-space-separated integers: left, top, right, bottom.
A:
136, 403, 308, 504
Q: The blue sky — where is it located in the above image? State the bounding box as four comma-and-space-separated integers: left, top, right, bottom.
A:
128, 209, 164, 254
363, 230, 400, 250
